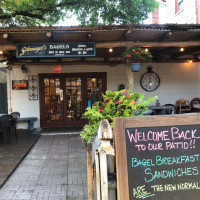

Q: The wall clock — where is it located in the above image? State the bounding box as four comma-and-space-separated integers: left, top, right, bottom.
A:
140, 66, 160, 92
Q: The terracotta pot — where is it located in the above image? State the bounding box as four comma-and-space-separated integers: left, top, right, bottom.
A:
130, 63, 141, 72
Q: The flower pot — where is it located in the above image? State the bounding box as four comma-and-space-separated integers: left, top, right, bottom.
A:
130, 63, 141, 72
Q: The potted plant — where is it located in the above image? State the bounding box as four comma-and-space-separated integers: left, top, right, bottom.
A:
122, 47, 153, 72
80, 89, 157, 143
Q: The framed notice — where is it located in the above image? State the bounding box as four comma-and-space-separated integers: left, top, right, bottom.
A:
16, 42, 95, 58
114, 114, 200, 200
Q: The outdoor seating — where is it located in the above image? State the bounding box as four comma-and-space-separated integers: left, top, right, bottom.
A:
149, 105, 175, 115
190, 98, 200, 112
0, 115, 13, 143
17, 117, 37, 131
10, 112, 20, 141
175, 99, 191, 114
164, 104, 175, 114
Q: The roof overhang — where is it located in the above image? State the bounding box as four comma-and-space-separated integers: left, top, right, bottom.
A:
1, 24, 200, 65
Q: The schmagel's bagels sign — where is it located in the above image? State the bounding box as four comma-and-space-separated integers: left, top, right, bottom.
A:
16, 42, 95, 58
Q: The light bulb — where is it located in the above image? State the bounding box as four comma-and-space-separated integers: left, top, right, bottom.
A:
46, 32, 51, 37
188, 59, 193, 63
109, 48, 113, 53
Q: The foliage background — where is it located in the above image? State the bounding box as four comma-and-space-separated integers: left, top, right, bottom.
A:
0, 0, 159, 27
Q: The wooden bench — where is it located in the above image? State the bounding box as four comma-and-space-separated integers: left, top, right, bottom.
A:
17, 117, 38, 131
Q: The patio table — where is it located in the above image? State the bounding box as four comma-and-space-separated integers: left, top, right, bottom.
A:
149, 105, 175, 115
0, 114, 13, 143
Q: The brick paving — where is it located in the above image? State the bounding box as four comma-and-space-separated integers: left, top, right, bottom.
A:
0, 130, 39, 187
0, 134, 88, 200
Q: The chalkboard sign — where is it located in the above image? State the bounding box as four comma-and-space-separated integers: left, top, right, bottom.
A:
114, 114, 200, 200
16, 42, 95, 58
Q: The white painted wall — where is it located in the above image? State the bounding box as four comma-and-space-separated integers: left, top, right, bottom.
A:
146, 0, 197, 24
169, 0, 196, 24
7, 62, 200, 129
134, 62, 200, 105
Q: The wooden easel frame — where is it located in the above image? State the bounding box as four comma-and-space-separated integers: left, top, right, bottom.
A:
114, 113, 200, 200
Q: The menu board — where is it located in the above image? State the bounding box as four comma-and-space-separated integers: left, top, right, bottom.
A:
125, 125, 200, 200
114, 114, 200, 200
16, 42, 95, 58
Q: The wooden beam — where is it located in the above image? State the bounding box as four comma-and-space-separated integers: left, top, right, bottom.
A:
1, 41, 200, 51
13, 61, 122, 65
120, 30, 132, 41
158, 31, 172, 41
96, 41, 200, 48
0, 44, 16, 50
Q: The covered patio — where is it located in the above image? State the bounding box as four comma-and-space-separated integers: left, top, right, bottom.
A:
0, 24, 200, 129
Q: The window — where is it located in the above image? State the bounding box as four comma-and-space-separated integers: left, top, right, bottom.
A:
175, 0, 183, 13
178, 0, 183, 11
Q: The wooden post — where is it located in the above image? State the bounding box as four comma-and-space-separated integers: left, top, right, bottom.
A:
98, 119, 116, 200
95, 151, 101, 200
87, 119, 116, 200
100, 150, 109, 200
98, 119, 114, 155
107, 154, 116, 200
87, 143, 94, 200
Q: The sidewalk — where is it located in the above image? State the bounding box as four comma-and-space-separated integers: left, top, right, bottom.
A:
0, 130, 39, 187
0, 133, 88, 200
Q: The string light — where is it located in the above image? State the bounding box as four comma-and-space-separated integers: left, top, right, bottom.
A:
46, 31, 51, 37
180, 48, 184, 52
0, 50, 3, 55
188, 59, 193, 63
145, 48, 149, 52
3, 33, 8, 39
108, 48, 113, 53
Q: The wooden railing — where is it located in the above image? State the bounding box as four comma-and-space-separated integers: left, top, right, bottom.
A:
87, 119, 117, 200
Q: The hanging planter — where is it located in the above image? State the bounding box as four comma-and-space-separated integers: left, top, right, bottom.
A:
122, 47, 153, 72
130, 63, 141, 72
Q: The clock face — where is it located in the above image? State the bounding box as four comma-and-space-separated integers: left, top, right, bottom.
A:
140, 72, 160, 92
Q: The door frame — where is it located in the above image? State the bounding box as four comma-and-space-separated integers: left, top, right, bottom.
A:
39, 72, 107, 127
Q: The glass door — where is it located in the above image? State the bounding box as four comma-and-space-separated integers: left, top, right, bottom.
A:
39, 73, 107, 127
40, 75, 85, 127
43, 77, 63, 126
64, 77, 83, 126
87, 78, 103, 108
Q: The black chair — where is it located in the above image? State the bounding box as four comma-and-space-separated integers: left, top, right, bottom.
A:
10, 112, 20, 142
0, 115, 13, 143
164, 104, 175, 115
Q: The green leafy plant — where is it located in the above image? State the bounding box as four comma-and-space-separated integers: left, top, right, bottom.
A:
0, 0, 158, 27
80, 89, 157, 143
122, 47, 153, 63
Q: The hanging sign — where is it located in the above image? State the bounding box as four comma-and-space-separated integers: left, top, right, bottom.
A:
54, 65, 61, 73
16, 42, 95, 58
114, 114, 200, 200
12, 80, 28, 90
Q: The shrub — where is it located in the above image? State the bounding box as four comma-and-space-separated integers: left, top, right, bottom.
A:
80, 89, 157, 143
